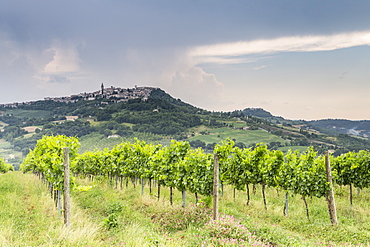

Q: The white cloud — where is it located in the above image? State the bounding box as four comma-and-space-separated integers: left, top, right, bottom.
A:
30, 41, 84, 84
42, 43, 81, 75
190, 31, 370, 64
253, 65, 268, 71
169, 66, 224, 108
116, 48, 227, 109
192, 56, 253, 65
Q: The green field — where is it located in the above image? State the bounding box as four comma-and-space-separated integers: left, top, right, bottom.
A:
278, 145, 309, 152
1, 172, 370, 246
0, 140, 23, 170
0, 121, 8, 129
0, 140, 21, 158
188, 128, 287, 146
78, 132, 165, 153
1, 109, 52, 119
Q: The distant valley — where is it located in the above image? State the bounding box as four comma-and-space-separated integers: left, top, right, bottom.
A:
236, 108, 370, 139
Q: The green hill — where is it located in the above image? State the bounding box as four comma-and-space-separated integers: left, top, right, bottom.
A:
1, 86, 370, 167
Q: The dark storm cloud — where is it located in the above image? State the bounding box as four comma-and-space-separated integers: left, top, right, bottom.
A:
2, 0, 370, 47
1, 0, 370, 119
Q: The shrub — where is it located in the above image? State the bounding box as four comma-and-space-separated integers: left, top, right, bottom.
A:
103, 213, 119, 230
151, 203, 211, 232
204, 214, 269, 246
105, 201, 125, 215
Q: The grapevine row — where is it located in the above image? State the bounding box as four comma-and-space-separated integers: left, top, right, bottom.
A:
0, 157, 14, 173
20, 135, 370, 215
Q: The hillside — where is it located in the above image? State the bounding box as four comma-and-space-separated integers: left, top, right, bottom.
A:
1, 85, 370, 168
307, 119, 370, 138
236, 108, 370, 139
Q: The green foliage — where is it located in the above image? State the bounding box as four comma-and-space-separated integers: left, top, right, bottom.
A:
27, 134, 370, 225
189, 139, 206, 148
72, 137, 355, 205
188, 128, 286, 149
105, 202, 125, 215
292, 147, 329, 198
215, 140, 330, 200
103, 213, 119, 230
148, 140, 191, 191
277, 148, 329, 198
335, 134, 370, 152
0, 157, 13, 173
263, 149, 284, 188
75, 138, 216, 197
0, 125, 28, 141
333, 150, 370, 189
3, 90, 370, 162
18, 100, 70, 111
121, 111, 200, 135
20, 135, 80, 190
237, 107, 274, 118
74, 149, 108, 177
9, 133, 43, 156
183, 148, 214, 196
309, 119, 370, 141
42, 119, 95, 137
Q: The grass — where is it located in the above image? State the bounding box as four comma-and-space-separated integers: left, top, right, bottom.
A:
89, 181, 370, 246
218, 185, 370, 246
71, 177, 193, 246
2, 171, 370, 246
0, 172, 104, 246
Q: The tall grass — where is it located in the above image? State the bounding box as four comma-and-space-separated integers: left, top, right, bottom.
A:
2, 172, 370, 246
217, 184, 370, 246
0, 172, 103, 246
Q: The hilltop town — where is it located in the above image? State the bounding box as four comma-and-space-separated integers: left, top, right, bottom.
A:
0, 84, 157, 108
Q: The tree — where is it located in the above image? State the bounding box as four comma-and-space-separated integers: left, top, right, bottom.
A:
190, 140, 206, 149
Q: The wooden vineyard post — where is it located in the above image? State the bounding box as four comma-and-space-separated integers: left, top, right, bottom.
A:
63, 147, 71, 227
170, 187, 173, 205
325, 151, 338, 225
141, 178, 145, 195
57, 190, 62, 215
213, 154, 219, 220
182, 191, 186, 208
283, 192, 289, 216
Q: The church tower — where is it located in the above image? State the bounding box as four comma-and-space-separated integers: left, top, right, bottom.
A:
101, 83, 104, 94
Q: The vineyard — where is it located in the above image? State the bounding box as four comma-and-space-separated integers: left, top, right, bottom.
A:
7, 135, 370, 246
0, 156, 14, 173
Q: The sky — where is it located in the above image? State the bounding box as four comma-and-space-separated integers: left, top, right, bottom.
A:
1, 0, 370, 120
